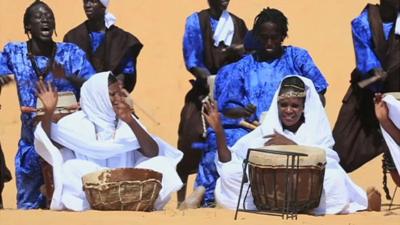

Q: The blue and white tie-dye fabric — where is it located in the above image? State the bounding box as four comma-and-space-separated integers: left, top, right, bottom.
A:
0, 42, 95, 209
183, 12, 218, 71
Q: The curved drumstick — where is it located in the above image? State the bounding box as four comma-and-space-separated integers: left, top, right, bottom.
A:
132, 100, 161, 126
239, 120, 258, 130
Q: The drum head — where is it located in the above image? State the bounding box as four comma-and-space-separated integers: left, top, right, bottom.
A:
36, 91, 77, 115
248, 145, 326, 167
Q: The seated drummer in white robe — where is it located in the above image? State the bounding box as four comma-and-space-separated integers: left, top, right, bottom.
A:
34, 72, 183, 211
375, 93, 400, 184
203, 75, 381, 215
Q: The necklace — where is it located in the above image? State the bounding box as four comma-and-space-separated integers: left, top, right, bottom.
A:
27, 40, 57, 81
94, 118, 119, 140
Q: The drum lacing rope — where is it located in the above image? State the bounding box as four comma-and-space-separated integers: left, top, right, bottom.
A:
382, 153, 393, 200
200, 96, 210, 138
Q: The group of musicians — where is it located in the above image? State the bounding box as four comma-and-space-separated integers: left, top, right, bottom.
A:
0, 0, 399, 215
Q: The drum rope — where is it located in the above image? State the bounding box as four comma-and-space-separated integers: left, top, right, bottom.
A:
200, 96, 210, 138
382, 153, 394, 200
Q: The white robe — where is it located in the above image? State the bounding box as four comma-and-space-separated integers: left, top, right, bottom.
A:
214, 76, 368, 215
381, 95, 400, 175
33, 72, 183, 211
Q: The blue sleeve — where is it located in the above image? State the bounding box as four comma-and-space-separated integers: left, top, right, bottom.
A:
67, 44, 95, 80
351, 13, 382, 75
120, 54, 136, 75
183, 13, 207, 71
294, 49, 328, 93
216, 64, 249, 111
0, 44, 14, 76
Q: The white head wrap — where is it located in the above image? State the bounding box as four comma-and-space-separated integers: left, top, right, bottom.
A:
98, 0, 116, 28
80, 71, 116, 132
230, 75, 339, 162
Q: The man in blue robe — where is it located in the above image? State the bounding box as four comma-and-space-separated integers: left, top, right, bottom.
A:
178, 0, 247, 207
0, 1, 95, 209
333, 0, 399, 173
201, 8, 328, 208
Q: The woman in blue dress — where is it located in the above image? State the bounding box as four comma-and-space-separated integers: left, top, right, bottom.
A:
0, 1, 95, 209
194, 7, 329, 207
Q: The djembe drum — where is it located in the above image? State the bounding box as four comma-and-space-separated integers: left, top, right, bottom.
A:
36, 91, 78, 123
82, 168, 163, 211
247, 145, 326, 213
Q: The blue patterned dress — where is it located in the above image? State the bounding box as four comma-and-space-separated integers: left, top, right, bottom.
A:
0, 42, 95, 209
351, 9, 394, 92
199, 46, 328, 206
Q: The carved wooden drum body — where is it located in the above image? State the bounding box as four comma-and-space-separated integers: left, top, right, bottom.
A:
82, 168, 163, 211
248, 145, 326, 212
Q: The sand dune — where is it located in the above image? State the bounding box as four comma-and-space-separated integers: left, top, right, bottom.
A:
0, 0, 398, 224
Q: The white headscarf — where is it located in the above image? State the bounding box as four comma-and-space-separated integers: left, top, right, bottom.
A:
80, 71, 116, 132
259, 76, 335, 149
99, 0, 116, 28
231, 75, 338, 162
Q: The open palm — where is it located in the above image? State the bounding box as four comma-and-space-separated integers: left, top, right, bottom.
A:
37, 81, 58, 114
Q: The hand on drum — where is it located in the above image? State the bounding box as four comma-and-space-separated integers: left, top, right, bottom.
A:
264, 130, 297, 146
37, 81, 58, 115
202, 99, 223, 133
374, 93, 389, 123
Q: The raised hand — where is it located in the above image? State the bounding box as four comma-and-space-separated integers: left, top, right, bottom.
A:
37, 80, 58, 114
202, 99, 223, 132
264, 130, 297, 146
374, 93, 389, 123
112, 87, 134, 123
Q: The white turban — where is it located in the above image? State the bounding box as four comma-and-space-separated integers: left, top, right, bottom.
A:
99, 0, 116, 29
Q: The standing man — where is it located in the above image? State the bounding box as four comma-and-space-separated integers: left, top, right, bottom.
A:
64, 0, 143, 93
0, 1, 95, 209
333, 0, 399, 172
178, 0, 247, 207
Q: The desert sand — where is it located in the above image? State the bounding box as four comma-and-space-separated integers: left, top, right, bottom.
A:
0, 0, 398, 224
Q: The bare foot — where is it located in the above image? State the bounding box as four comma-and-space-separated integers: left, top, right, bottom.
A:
367, 187, 381, 211
178, 186, 206, 210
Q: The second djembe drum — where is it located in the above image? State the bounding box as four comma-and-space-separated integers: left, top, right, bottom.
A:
248, 145, 326, 212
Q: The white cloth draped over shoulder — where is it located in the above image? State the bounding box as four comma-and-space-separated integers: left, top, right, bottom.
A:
213, 10, 234, 47
34, 72, 183, 211
99, 0, 116, 29
214, 75, 368, 215
381, 95, 400, 174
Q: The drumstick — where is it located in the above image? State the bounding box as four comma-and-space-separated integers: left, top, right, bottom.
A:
239, 119, 258, 130
132, 101, 161, 126
357, 72, 387, 88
